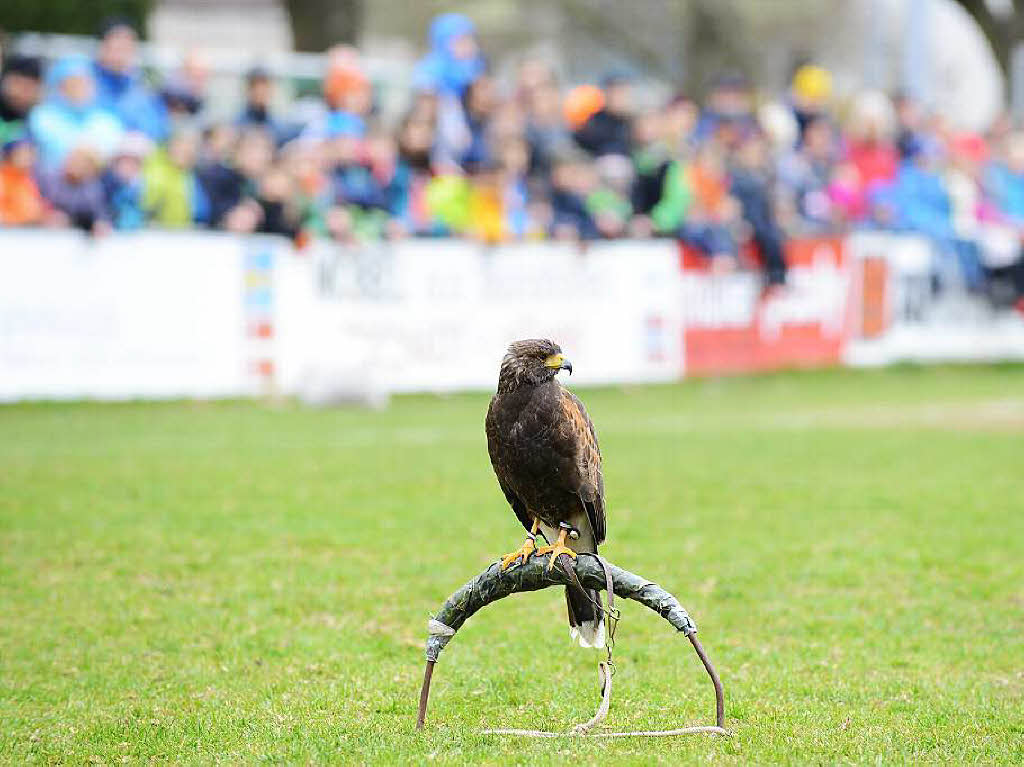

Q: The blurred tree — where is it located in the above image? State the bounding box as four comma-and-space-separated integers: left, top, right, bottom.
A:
0, 0, 153, 37
951, 0, 1024, 91
362, 0, 847, 98
283, 0, 363, 51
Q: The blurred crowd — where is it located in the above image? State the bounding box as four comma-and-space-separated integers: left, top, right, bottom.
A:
3, 14, 1024, 302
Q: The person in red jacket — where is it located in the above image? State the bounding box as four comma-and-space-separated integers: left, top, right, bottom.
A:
841, 90, 898, 220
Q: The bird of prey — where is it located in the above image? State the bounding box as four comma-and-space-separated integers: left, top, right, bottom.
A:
485, 339, 607, 647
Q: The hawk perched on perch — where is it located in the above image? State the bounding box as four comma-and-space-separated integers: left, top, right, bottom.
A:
485, 339, 607, 647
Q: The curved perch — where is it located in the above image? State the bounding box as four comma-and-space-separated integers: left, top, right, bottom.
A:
417, 553, 726, 735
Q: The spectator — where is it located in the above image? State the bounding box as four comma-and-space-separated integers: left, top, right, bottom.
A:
986, 131, 1024, 225
633, 96, 695, 231
777, 116, 838, 233
254, 164, 299, 237
199, 126, 271, 228
365, 127, 410, 235
160, 48, 209, 126
92, 18, 168, 140
102, 132, 151, 230
142, 129, 208, 227
395, 109, 441, 235
945, 133, 990, 238
789, 63, 832, 145
665, 142, 740, 269
234, 127, 274, 197
662, 93, 699, 153
29, 56, 123, 171
695, 72, 758, 147
37, 145, 110, 233
514, 57, 555, 107
524, 77, 574, 180
280, 138, 331, 239
587, 154, 634, 238
894, 91, 925, 162
308, 46, 372, 142
574, 73, 633, 158
549, 150, 599, 240
0, 55, 42, 145
731, 133, 788, 286
413, 13, 485, 97
329, 132, 384, 208
196, 125, 241, 227
496, 136, 530, 239
563, 84, 604, 133
844, 90, 898, 219
986, 133, 1024, 308
648, 149, 692, 237
435, 73, 496, 170
466, 163, 504, 243
424, 172, 471, 235
0, 136, 45, 226
199, 122, 238, 166
759, 101, 799, 157
630, 109, 669, 226
236, 67, 283, 142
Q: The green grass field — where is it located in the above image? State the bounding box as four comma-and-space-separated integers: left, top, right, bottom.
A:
2, 365, 1023, 764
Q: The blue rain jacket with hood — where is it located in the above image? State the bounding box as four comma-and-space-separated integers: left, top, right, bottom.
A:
28, 57, 124, 170
412, 14, 485, 96
92, 58, 168, 141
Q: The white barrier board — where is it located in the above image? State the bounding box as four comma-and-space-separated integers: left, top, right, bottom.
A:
2, 230, 1022, 401
0, 231, 251, 401
274, 240, 683, 395
844, 231, 1024, 367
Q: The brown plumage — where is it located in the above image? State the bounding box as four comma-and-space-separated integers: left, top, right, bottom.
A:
485, 339, 607, 647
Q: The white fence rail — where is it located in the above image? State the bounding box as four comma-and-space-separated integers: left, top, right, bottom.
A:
1, 231, 1022, 401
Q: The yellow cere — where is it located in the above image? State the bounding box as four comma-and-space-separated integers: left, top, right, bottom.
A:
544, 353, 566, 369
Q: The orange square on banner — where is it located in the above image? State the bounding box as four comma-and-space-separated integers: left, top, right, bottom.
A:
251, 360, 275, 377
860, 257, 888, 338
248, 322, 274, 339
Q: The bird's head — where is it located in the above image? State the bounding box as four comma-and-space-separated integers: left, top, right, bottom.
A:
497, 338, 572, 393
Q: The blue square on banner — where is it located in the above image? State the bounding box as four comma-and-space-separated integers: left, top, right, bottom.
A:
245, 250, 274, 271
245, 288, 273, 308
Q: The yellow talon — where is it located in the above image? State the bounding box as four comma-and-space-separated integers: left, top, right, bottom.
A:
499, 537, 536, 570
500, 518, 544, 571
535, 528, 577, 570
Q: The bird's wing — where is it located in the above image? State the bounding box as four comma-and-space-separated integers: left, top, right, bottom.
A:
486, 395, 535, 534
497, 475, 533, 533
558, 387, 606, 544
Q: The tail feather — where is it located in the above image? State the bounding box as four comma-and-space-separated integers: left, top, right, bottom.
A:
566, 586, 605, 648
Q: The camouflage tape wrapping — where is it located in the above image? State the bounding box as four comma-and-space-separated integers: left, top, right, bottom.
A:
425, 553, 697, 662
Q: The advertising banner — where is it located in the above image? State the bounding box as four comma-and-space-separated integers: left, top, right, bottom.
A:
680, 237, 853, 375
274, 239, 683, 396
3, 230, 1021, 401
0, 231, 253, 401
843, 232, 1024, 366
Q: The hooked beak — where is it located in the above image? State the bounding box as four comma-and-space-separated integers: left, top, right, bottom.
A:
544, 353, 573, 375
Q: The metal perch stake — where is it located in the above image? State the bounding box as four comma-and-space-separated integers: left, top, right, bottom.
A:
416, 553, 728, 737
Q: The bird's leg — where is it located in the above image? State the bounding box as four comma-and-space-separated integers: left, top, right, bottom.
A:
500, 518, 540, 570
535, 524, 578, 570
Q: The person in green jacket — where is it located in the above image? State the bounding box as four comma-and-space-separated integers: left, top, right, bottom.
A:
650, 158, 692, 234
143, 130, 209, 227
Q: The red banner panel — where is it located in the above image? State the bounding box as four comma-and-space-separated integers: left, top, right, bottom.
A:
680, 237, 853, 376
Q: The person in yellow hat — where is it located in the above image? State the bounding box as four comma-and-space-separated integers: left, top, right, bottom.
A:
790, 63, 833, 145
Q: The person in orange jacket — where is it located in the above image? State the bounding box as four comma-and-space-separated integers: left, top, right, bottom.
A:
0, 136, 45, 226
